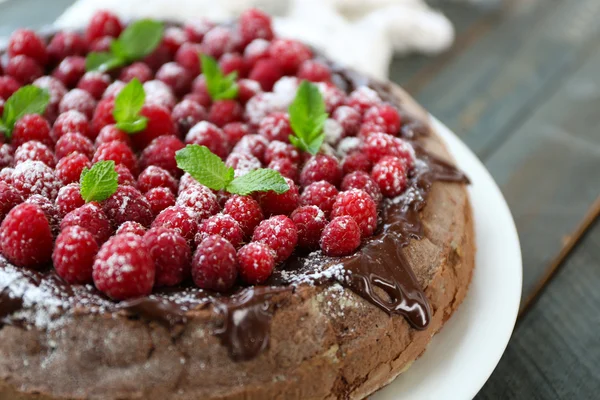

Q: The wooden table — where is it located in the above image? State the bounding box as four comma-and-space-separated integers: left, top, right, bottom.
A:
1, 0, 598, 398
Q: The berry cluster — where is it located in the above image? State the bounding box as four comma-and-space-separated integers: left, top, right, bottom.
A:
0, 9, 415, 300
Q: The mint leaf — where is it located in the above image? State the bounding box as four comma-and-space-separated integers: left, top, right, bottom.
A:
227, 169, 289, 196
85, 51, 125, 73
0, 85, 50, 138
113, 78, 148, 133
201, 54, 239, 101
79, 161, 119, 203
175, 145, 234, 191
288, 80, 328, 155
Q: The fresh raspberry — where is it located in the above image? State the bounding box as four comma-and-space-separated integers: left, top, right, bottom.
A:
52, 56, 86, 88
176, 185, 219, 221
14, 141, 56, 168
86, 10, 123, 43
145, 187, 176, 216
341, 151, 371, 175
256, 177, 299, 217
291, 205, 327, 249
223, 195, 263, 237
333, 106, 361, 137
226, 152, 261, 176
258, 112, 292, 143
163, 27, 188, 55
55, 152, 91, 184
132, 104, 176, 149
185, 121, 229, 158
0, 182, 24, 221
223, 122, 250, 146
237, 242, 275, 284
116, 221, 147, 236
93, 233, 155, 300
237, 79, 262, 105
243, 39, 270, 67
33, 76, 67, 123
252, 215, 297, 263
196, 213, 244, 249
142, 41, 172, 72
77, 71, 111, 99
175, 172, 200, 193
248, 58, 284, 91
347, 87, 382, 115
330, 189, 377, 237
144, 227, 191, 287
114, 164, 137, 188
219, 53, 247, 77
317, 82, 346, 114
137, 166, 177, 194
191, 235, 237, 291
201, 26, 237, 59
53, 110, 91, 140
139, 135, 184, 177
25, 194, 61, 235
363, 104, 401, 135
0, 76, 20, 100
61, 202, 112, 244
238, 8, 274, 46
0, 144, 12, 169
53, 226, 98, 284
172, 99, 207, 135
371, 156, 408, 197
47, 31, 86, 65
11, 114, 53, 148
267, 158, 298, 182
190, 75, 211, 107
55, 132, 94, 159
268, 39, 312, 74
244, 92, 284, 126
91, 98, 115, 134
320, 216, 361, 256
93, 141, 138, 175
264, 140, 300, 165
297, 60, 331, 82
156, 62, 192, 97
55, 183, 84, 217
341, 171, 382, 205
184, 18, 214, 43
232, 134, 268, 162
362, 132, 414, 166
59, 88, 96, 119
209, 100, 243, 127
0, 203, 53, 268
0, 168, 14, 186
102, 81, 125, 99
95, 124, 131, 147
213, 189, 231, 208
103, 185, 153, 228
8, 29, 48, 66
299, 180, 339, 216
119, 62, 153, 83
300, 155, 342, 187
5, 55, 43, 84
12, 160, 60, 200
174, 43, 203, 75
152, 205, 198, 243
88, 36, 113, 52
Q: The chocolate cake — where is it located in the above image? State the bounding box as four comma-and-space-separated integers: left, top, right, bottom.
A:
0, 9, 474, 399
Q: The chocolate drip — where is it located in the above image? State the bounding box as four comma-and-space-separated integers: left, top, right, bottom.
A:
119, 297, 188, 326
0, 289, 24, 324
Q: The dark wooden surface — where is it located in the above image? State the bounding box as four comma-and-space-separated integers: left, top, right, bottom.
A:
0, 0, 599, 398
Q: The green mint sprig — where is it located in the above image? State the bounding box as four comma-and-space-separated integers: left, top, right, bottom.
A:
175, 145, 289, 196
86, 19, 164, 72
0, 86, 49, 138
80, 161, 119, 203
113, 78, 147, 133
288, 80, 328, 156
201, 54, 239, 101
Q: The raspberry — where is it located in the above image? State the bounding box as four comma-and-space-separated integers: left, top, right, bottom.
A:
102, 81, 125, 99
119, 62, 153, 83
89, 36, 113, 52
0, 168, 14, 186
152, 205, 198, 243
116, 221, 147, 236
25, 194, 60, 234
237, 242, 275, 284
362, 132, 412, 165
61, 202, 112, 244
52, 56, 86, 88
297, 60, 331, 82
237, 79, 262, 104
132, 104, 176, 149
371, 156, 408, 197
223, 122, 250, 146
300, 155, 342, 187
324, 118, 344, 145
256, 177, 299, 216
244, 92, 283, 126
238, 8, 274, 46
178, 173, 202, 193
291, 205, 327, 249
95, 124, 131, 147
226, 153, 261, 176
214, 189, 231, 208
192, 234, 238, 291
219, 53, 247, 78
299, 181, 339, 216
347, 87, 382, 115
223, 195, 263, 237
268, 39, 312, 74
33, 76, 67, 123
156, 62, 192, 97
142, 41, 172, 72
363, 104, 401, 135
47, 32, 86, 65
333, 106, 361, 137
53, 110, 91, 141
172, 99, 207, 135
139, 135, 185, 177
55, 152, 91, 184
144, 227, 191, 286
174, 43, 203, 75
341, 171, 382, 205
202, 26, 237, 58
91, 98, 115, 134
232, 134, 268, 162
137, 166, 177, 194
53, 226, 98, 284
11, 114, 53, 148
176, 185, 219, 221
59, 88, 96, 119
258, 112, 293, 143
252, 215, 297, 263
196, 213, 244, 249
55, 183, 84, 217
320, 216, 361, 256
12, 160, 60, 200
14, 141, 56, 168
190, 75, 211, 107
184, 18, 214, 43
0, 144, 12, 169
8, 29, 48, 66
209, 100, 243, 127
0, 203, 53, 268
115, 164, 137, 187
0, 182, 24, 221
77, 71, 111, 99
243, 39, 270, 67
0, 76, 20, 100
103, 186, 153, 228
163, 27, 188, 55
86, 10, 123, 43
55, 132, 94, 159
330, 189, 377, 237
248, 58, 284, 91
185, 121, 229, 158
93, 233, 155, 300
5, 55, 43, 84
264, 140, 300, 165
93, 141, 138, 175
267, 158, 298, 181
341, 151, 371, 175
318, 82, 346, 114
145, 187, 176, 216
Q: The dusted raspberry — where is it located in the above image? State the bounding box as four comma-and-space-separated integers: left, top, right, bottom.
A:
363, 104, 402, 135
163, 27, 188, 55
202, 26, 237, 59
77, 71, 111, 99
268, 158, 298, 182
237, 79, 262, 104
91, 98, 115, 134
196, 213, 244, 249
55, 152, 91, 184
152, 205, 198, 243
190, 75, 211, 107
174, 43, 203, 74
223, 195, 263, 237
14, 141, 56, 168
297, 60, 331, 83
47, 31, 86, 65
178, 173, 202, 193
5, 55, 43, 84
102, 80, 125, 99
220, 54, 247, 78
252, 215, 298, 263
93, 141, 138, 175
33, 76, 67, 123
176, 185, 219, 221
223, 122, 250, 146
145, 187, 176, 216
209, 100, 243, 127
53, 226, 98, 284
268, 39, 312, 74
53, 110, 91, 141
156, 62, 192, 97
52, 56, 86, 88
192, 235, 237, 291
55, 183, 84, 217
115, 164, 137, 187
291, 205, 327, 249
142, 41, 172, 71
137, 166, 178, 194
55, 132, 94, 159
237, 242, 275, 284
238, 8, 274, 46
0, 144, 13, 169
317, 82, 346, 114
300, 154, 342, 187
371, 156, 408, 197
333, 106, 361, 137
347, 86, 382, 115
184, 18, 214, 43
172, 99, 207, 135
12, 114, 53, 148
185, 121, 229, 158
95, 124, 131, 147
12, 160, 60, 201
243, 39, 270, 67
226, 152, 261, 176
362, 132, 413, 166
264, 140, 301, 165
61, 202, 112, 244
59, 88, 96, 119
89, 36, 113, 52
116, 221, 147, 236
127, 103, 175, 149
103, 185, 153, 228
299, 180, 339, 217
232, 134, 268, 162
258, 112, 293, 143
0, 182, 24, 221
341, 171, 383, 205
139, 135, 184, 177
331, 189, 377, 237
93, 233, 155, 300
214, 189, 231, 208
0, 76, 20, 100
0, 168, 14, 186
86, 10, 123, 42
341, 151, 372, 175
244, 92, 283, 126
8, 29, 48, 65
248, 58, 284, 91
0, 203, 53, 268
320, 216, 361, 256
256, 177, 299, 216
119, 62, 153, 83
25, 195, 61, 235
144, 227, 191, 287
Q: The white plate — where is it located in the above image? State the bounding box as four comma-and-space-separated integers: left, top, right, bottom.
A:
373, 117, 522, 400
